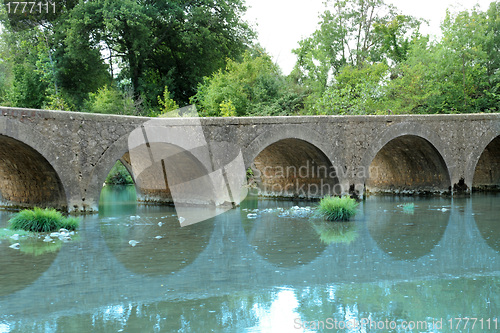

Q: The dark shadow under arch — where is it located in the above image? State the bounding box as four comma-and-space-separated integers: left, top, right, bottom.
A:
127, 142, 217, 205
473, 136, 500, 191
0, 135, 66, 209
366, 135, 451, 194
97, 141, 217, 207
252, 138, 341, 198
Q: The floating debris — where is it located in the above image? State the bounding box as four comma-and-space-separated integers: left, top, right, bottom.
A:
178, 217, 185, 224
10, 234, 19, 241
9, 243, 20, 250
247, 213, 258, 219
158, 222, 163, 227
154, 236, 163, 239
278, 206, 313, 218
128, 240, 140, 247
397, 203, 415, 214
43, 235, 53, 242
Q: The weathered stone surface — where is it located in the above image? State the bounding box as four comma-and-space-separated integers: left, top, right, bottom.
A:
1, 107, 500, 212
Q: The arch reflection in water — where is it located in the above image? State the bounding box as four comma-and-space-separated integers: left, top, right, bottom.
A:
99, 187, 215, 276
366, 197, 449, 261
241, 198, 327, 267
99, 185, 138, 218
0, 211, 60, 296
473, 193, 500, 252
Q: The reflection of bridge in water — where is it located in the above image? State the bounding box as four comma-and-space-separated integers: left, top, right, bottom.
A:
1, 196, 500, 320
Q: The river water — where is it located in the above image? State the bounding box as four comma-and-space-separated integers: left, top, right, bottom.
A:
0, 186, 499, 332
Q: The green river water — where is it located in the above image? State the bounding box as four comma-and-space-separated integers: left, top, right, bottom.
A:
0, 186, 499, 332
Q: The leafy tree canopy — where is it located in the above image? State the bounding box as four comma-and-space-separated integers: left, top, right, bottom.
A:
0, 0, 255, 114
192, 50, 305, 116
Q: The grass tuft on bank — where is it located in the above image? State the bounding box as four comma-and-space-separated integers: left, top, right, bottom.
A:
8, 207, 80, 233
315, 196, 359, 221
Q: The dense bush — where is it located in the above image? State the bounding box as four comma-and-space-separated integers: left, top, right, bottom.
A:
191, 51, 305, 117
315, 196, 359, 221
105, 161, 134, 185
84, 85, 135, 115
8, 207, 79, 233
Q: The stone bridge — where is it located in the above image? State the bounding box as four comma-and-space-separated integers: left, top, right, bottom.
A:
1, 106, 500, 212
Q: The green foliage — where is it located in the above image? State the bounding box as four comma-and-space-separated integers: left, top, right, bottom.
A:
84, 85, 135, 115
292, 0, 422, 97
105, 161, 134, 185
65, 0, 254, 110
311, 220, 359, 244
8, 208, 80, 233
0, 228, 30, 240
315, 196, 359, 221
220, 100, 237, 117
7, 62, 48, 108
313, 62, 389, 114
2, 0, 500, 116
19, 239, 63, 256
373, 14, 424, 64
246, 167, 254, 180
294, 0, 500, 115
192, 51, 305, 116
157, 86, 180, 116
0, 0, 253, 114
43, 94, 75, 111
400, 202, 415, 214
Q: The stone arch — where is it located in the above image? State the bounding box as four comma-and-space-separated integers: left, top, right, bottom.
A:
362, 123, 452, 194
86, 130, 219, 211
0, 118, 68, 209
470, 133, 500, 191
244, 125, 344, 198
84, 133, 130, 211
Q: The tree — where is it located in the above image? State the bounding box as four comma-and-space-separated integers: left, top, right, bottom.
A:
66, 0, 254, 110
0, 26, 48, 108
292, 0, 420, 92
0, 0, 254, 114
0, 0, 109, 109
382, 2, 500, 114
312, 62, 388, 115
373, 14, 424, 65
84, 85, 135, 115
192, 51, 305, 116
381, 36, 441, 114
